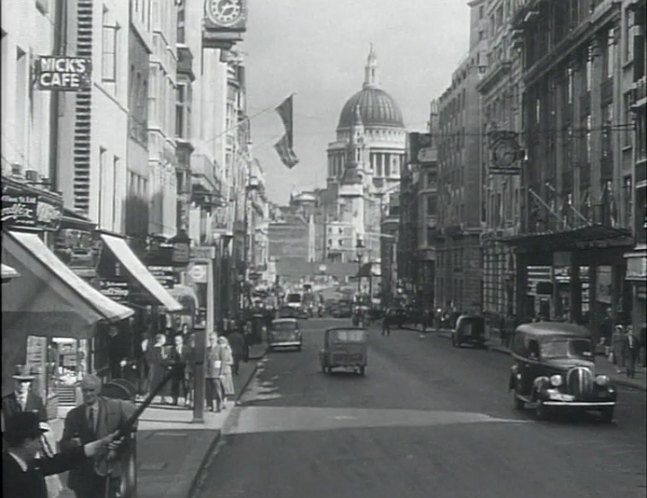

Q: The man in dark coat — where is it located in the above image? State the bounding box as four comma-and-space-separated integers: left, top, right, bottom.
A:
227, 330, 248, 375
59, 375, 136, 498
2, 365, 47, 423
168, 334, 192, 405
2, 412, 117, 498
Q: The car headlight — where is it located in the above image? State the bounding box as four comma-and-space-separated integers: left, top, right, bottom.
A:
595, 375, 610, 387
550, 374, 563, 387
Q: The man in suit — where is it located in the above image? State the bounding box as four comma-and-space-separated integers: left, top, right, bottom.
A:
227, 330, 247, 376
2, 365, 47, 423
169, 334, 192, 406
59, 375, 136, 498
2, 412, 117, 498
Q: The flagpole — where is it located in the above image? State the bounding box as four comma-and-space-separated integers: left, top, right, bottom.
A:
202, 94, 296, 146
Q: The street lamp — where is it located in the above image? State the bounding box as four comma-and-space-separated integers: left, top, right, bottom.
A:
356, 238, 365, 294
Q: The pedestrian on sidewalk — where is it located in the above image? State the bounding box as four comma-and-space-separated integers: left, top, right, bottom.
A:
2, 412, 120, 498
623, 325, 639, 379
147, 334, 171, 404
217, 337, 235, 407
2, 365, 61, 497
169, 334, 191, 406
611, 325, 626, 374
382, 310, 391, 336
205, 333, 223, 413
59, 375, 136, 498
184, 334, 196, 408
137, 336, 151, 399
227, 329, 247, 376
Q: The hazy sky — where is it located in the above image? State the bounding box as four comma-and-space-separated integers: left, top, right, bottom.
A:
242, 0, 471, 205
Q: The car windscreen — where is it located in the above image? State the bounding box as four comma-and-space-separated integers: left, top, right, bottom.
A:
286, 294, 302, 303
272, 322, 297, 331
330, 329, 366, 342
540, 338, 593, 360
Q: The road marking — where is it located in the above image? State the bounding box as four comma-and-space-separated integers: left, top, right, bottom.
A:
223, 406, 528, 435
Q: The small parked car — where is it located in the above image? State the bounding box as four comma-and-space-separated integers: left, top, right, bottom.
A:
319, 327, 367, 375
452, 314, 486, 348
268, 318, 302, 351
508, 322, 617, 422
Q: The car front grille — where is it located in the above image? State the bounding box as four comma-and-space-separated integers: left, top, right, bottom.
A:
566, 366, 594, 399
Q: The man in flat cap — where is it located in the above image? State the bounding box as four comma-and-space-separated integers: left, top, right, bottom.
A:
2, 411, 118, 498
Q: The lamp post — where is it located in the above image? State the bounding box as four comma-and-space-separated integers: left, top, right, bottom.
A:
356, 238, 365, 295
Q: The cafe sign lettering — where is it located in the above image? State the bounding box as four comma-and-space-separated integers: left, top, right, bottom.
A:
1, 187, 62, 231
35, 56, 92, 91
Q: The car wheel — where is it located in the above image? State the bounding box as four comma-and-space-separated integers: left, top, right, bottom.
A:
600, 407, 614, 423
535, 400, 549, 420
512, 390, 524, 411
358, 366, 365, 376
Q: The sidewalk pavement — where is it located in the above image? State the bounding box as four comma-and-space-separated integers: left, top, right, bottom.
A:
425, 327, 646, 391
50, 341, 267, 498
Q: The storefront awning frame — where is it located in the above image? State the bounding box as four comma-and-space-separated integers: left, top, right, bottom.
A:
99, 234, 183, 312
2, 230, 134, 335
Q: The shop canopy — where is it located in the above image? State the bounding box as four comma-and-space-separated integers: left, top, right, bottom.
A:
100, 234, 183, 312
1, 231, 134, 338
502, 224, 634, 253
1, 263, 20, 281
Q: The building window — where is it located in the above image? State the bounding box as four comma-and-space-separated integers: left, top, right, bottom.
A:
177, 1, 186, 44
426, 196, 437, 216
585, 114, 592, 163
623, 176, 632, 228
585, 45, 592, 92
101, 8, 119, 84
625, 9, 634, 62
175, 81, 191, 139
602, 104, 613, 161
567, 67, 574, 104
606, 28, 615, 79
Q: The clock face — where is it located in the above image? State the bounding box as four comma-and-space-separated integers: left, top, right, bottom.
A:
206, 0, 244, 27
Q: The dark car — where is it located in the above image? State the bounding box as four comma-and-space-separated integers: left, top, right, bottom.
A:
385, 307, 407, 328
268, 318, 302, 351
508, 322, 617, 422
452, 314, 486, 348
333, 299, 353, 318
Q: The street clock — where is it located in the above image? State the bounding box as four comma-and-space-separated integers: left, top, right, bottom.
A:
205, 0, 246, 28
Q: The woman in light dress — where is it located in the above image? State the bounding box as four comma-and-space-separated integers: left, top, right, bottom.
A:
216, 336, 235, 406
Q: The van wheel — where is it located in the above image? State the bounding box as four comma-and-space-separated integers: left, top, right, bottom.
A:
600, 407, 614, 423
535, 400, 549, 420
512, 391, 524, 410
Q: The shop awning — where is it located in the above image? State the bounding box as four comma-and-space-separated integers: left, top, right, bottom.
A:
100, 234, 183, 312
1, 263, 20, 281
1, 231, 134, 337
501, 224, 634, 252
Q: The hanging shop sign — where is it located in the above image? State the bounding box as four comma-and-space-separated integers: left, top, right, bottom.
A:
99, 279, 130, 303
35, 56, 92, 91
626, 255, 647, 281
212, 206, 233, 236
1, 182, 63, 231
408, 132, 436, 165
203, 0, 247, 49
148, 266, 176, 289
188, 263, 208, 284
489, 131, 522, 175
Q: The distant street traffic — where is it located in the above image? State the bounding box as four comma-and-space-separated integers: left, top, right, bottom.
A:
197, 318, 647, 498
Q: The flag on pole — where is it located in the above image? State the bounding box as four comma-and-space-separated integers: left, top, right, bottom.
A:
274, 134, 299, 169
274, 95, 299, 168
